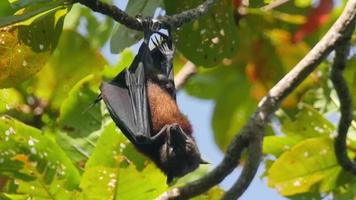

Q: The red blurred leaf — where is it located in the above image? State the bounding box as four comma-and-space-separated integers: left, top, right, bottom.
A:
292, 0, 333, 43
232, 0, 242, 8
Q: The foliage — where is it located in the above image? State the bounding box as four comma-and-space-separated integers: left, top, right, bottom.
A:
0, 0, 355, 199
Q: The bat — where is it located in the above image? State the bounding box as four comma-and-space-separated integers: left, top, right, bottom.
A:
99, 21, 206, 183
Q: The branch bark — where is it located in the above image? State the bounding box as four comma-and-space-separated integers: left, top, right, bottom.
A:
158, 1, 356, 199
331, 20, 356, 174
74, 0, 218, 31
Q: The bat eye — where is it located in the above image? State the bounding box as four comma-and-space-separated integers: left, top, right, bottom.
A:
169, 147, 174, 155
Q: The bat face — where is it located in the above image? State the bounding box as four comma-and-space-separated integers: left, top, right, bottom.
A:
158, 125, 202, 183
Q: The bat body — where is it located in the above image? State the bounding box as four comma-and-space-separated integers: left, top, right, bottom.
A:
100, 21, 204, 183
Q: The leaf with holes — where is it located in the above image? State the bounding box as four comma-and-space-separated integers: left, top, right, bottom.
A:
267, 137, 341, 196
80, 121, 166, 199
0, 115, 81, 197
263, 135, 303, 157
165, 0, 238, 67
281, 104, 335, 138
0, 3, 68, 88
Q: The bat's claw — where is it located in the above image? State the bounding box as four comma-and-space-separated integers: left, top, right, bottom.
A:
140, 17, 161, 43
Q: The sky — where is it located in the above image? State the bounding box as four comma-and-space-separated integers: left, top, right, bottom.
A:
99, 0, 288, 199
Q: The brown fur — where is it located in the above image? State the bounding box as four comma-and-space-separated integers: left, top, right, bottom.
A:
147, 81, 192, 135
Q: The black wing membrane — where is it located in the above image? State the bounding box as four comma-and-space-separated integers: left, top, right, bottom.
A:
100, 27, 174, 145
100, 42, 153, 144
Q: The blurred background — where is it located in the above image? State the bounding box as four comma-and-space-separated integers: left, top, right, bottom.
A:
0, 0, 355, 199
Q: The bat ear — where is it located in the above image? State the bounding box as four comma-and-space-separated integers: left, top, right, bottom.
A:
200, 157, 209, 164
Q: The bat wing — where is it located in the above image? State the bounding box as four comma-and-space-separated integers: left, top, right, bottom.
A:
100, 42, 152, 144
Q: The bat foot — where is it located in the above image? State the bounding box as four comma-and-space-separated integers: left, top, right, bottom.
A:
140, 17, 161, 43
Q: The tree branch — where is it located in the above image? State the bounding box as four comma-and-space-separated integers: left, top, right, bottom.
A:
74, 0, 218, 31
158, 1, 356, 199
331, 21, 356, 174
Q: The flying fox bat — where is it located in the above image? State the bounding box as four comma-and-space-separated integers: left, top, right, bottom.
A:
99, 21, 206, 183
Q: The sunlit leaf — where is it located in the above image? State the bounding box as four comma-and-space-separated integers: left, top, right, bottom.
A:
0, 88, 24, 113
0, 1, 67, 28
192, 186, 224, 200
165, 0, 238, 67
84, 122, 127, 168
267, 137, 340, 196
281, 104, 335, 138
80, 122, 167, 199
9, 0, 67, 10
0, 4, 68, 88
0, 116, 81, 194
263, 135, 303, 157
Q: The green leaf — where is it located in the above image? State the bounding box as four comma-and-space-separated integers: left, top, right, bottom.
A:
31, 30, 107, 109
8, 0, 64, 10
165, 0, 238, 67
0, 1, 67, 28
0, 4, 68, 88
263, 135, 303, 157
0, 1, 15, 17
79, 166, 119, 200
116, 164, 167, 200
192, 187, 224, 200
110, 0, 162, 53
211, 72, 255, 150
58, 74, 102, 138
281, 104, 335, 138
294, 0, 312, 8
267, 137, 341, 196
0, 115, 81, 195
186, 66, 256, 150
0, 88, 24, 113
185, 66, 239, 99
84, 122, 127, 168
333, 180, 356, 200
80, 122, 167, 199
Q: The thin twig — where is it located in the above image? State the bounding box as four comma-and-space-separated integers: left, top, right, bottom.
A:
262, 0, 289, 11
74, 0, 218, 31
158, 1, 356, 199
174, 61, 197, 90
331, 20, 356, 174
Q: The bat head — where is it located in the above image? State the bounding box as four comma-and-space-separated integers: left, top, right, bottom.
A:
159, 124, 207, 184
